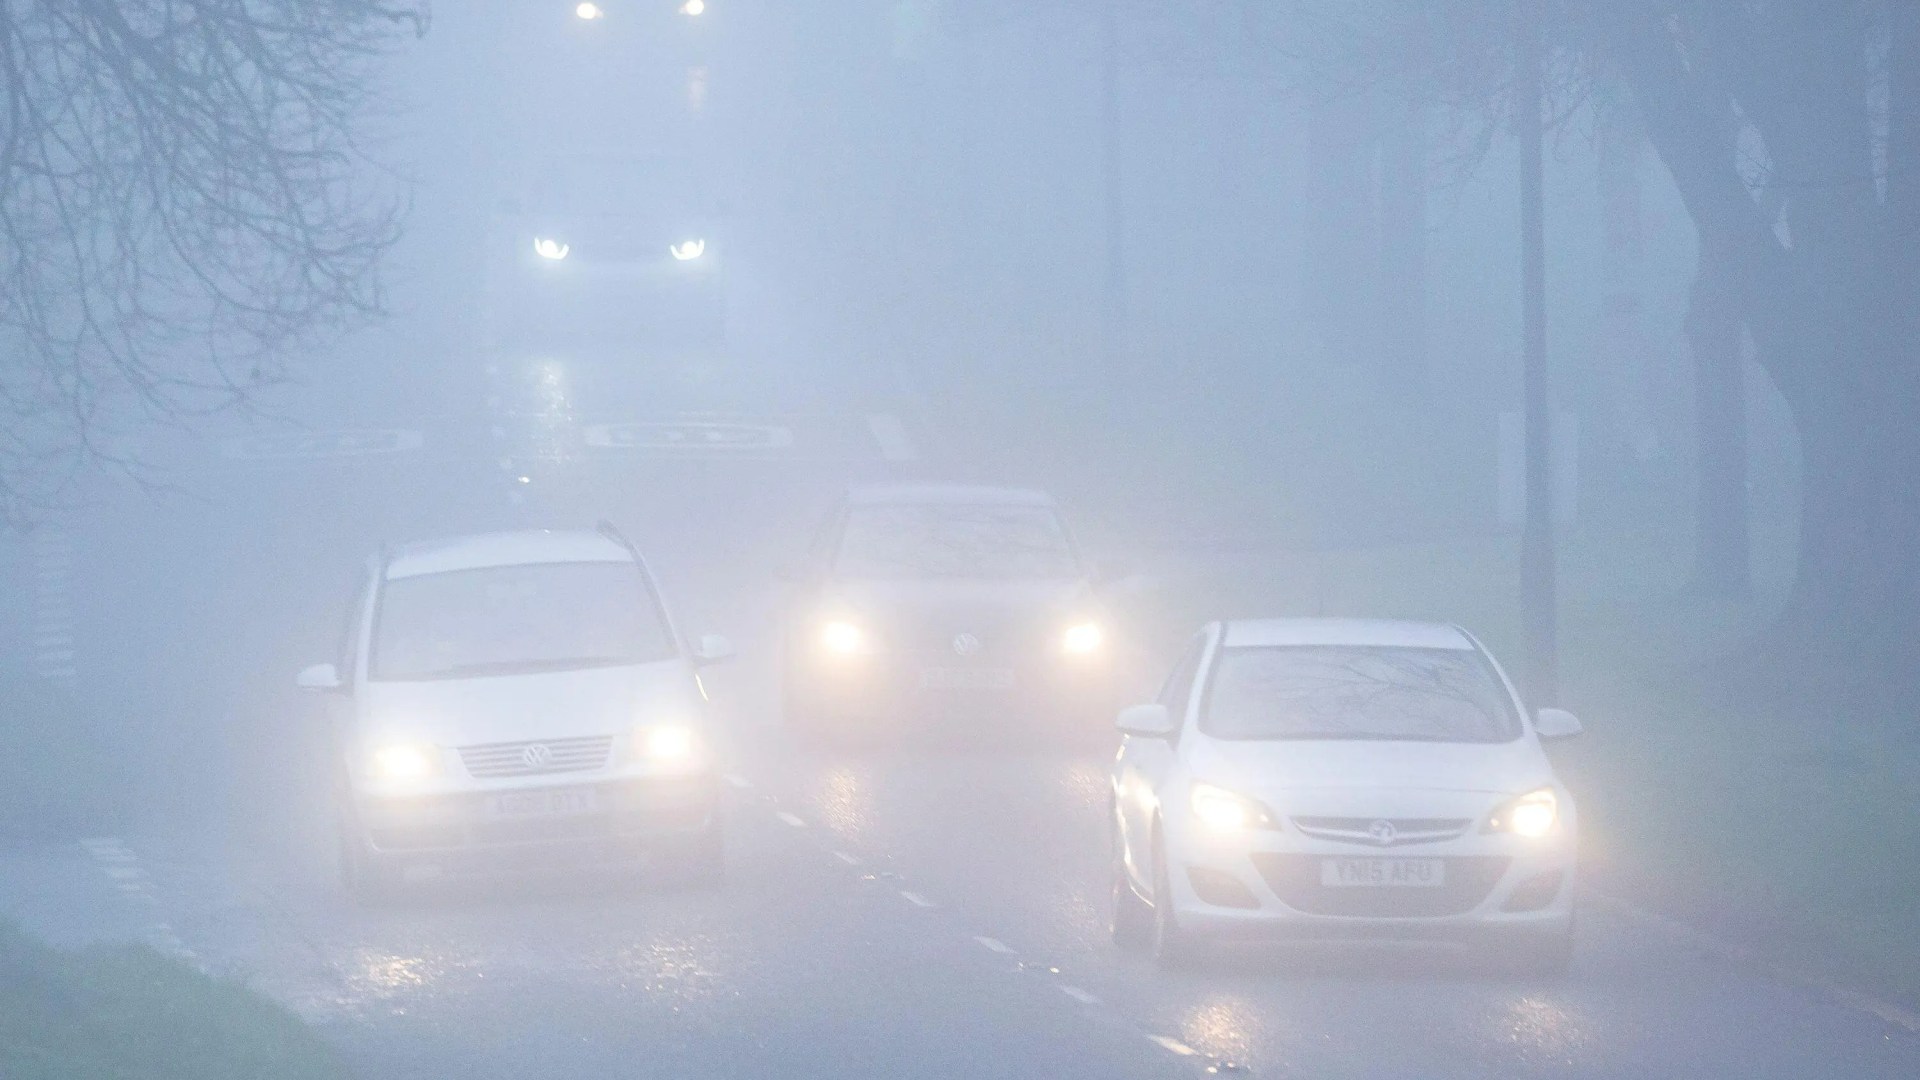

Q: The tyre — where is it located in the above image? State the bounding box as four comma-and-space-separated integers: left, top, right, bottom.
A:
655, 823, 726, 888
338, 818, 403, 905
1149, 830, 1199, 969
1110, 819, 1153, 951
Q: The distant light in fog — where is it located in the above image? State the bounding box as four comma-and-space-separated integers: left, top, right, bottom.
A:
533, 237, 570, 261
575, 3, 605, 19
680, 0, 706, 15
669, 238, 706, 261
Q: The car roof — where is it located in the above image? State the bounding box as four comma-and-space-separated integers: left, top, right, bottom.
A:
1219, 618, 1476, 651
844, 484, 1056, 507
384, 529, 636, 580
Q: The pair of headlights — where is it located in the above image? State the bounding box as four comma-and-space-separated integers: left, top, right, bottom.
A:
818, 620, 1104, 656
1187, 782, 1561, 838
365, 725, 702, 784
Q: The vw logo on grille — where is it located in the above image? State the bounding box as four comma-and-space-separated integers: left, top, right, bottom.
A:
1367, 819, 1397, 846
520, 743, 554, 769
951, 632, 983, 656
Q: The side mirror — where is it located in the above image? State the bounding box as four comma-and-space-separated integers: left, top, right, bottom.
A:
1115, 703, 1175, 739
296, 662, 343, 693
692, 634, 736, 666
1534, 707, 1583, 740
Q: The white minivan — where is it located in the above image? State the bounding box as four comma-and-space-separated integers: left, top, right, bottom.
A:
297, 527, 733, 898
1110, 619, 1580, 972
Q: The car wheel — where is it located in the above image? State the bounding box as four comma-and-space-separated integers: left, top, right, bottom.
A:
656, 823, 726, 888
1150, 829, 1198, 969
1110, 817, 1153, 952
339, 819, 401, 905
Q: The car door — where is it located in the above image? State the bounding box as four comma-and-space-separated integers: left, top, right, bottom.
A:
1115, 633, 1208, 883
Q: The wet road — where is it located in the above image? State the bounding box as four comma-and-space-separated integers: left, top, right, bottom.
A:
4, 354, 1919, 1079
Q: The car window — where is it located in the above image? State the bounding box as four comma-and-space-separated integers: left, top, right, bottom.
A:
1158, 637, 1208, 714
833, 503, 1081, 579
368, 561, 676, 681
1201, 645, 1522, 743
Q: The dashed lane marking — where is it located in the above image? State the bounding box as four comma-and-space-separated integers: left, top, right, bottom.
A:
723, 773, 752, 789
866, 412, 918, 462
1148, 1035, 1200, 1057
899, 890, 935, 908
220, 429, 424, 460
584, 421, 795, 453
77, 838, 197, 963
974, 936, 1015, 954
775, 811, 807, 828
834, 851, 861, 866
1059, 986, 1101, 1006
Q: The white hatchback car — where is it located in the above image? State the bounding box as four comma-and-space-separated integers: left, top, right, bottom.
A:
1110, 619, 1581, 971
297, 527, 733, 898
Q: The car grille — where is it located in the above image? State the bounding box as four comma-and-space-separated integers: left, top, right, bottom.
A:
1290, 816, 1474, 847
1250, 854, 1510, 917
458, 736, 614, 779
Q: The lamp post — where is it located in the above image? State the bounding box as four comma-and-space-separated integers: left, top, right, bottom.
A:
1517, 2, 1558, 704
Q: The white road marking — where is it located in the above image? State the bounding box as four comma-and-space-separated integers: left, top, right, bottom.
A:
102, 866, 147, 880
723, 773, 752, 789
974, 936, 1015, 954
776, 811, 806, 828
899, 890, 935, 908
833, 851, 861, 866
80, 837, 127, 855
1148, 1035, 1199, 1057
865, 412, 918, 462
1059, 986, 1100, 1006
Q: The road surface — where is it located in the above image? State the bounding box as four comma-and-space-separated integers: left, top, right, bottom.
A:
2, 351, 1916, 1080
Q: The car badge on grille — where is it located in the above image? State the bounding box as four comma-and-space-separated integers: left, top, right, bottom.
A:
1367, 819, 1397, 846
521, 743, 554, 769
952, 632, 982, 656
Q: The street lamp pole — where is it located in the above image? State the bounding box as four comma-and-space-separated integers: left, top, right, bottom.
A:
1099, 2, 1126, 390
1518, 2, 1558, 704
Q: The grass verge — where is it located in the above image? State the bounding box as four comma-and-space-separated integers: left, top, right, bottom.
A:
0, 922, 348, 1080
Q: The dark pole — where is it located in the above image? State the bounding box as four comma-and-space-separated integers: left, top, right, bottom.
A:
1100, 3, 1126, 390
1518, 2, 1558, 704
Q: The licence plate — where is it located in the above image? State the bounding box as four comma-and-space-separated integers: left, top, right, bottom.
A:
490, 788, 597, 818
1320, 857, 1445, 888
920, 667, 1015, 690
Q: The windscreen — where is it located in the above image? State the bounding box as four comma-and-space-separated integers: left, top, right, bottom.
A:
369, 561, 675, 680
834, 504, 1080, 580
1202, 645, 1521, 743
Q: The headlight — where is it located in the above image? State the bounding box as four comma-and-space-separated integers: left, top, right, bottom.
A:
1485, 787, 1559, 838
635, 724, 703, 766
532, 236, 570, 261
820, 620, 866, 655
369, 743, 439, 783
1188, 782, 1277, 832
1061, 622, 1103, 655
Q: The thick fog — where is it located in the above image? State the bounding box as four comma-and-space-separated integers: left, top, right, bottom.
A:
2, 4, 1915, 1079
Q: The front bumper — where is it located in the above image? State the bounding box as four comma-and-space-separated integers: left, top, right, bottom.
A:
353, 773, 717, 861
1165, 828, 1576, 942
